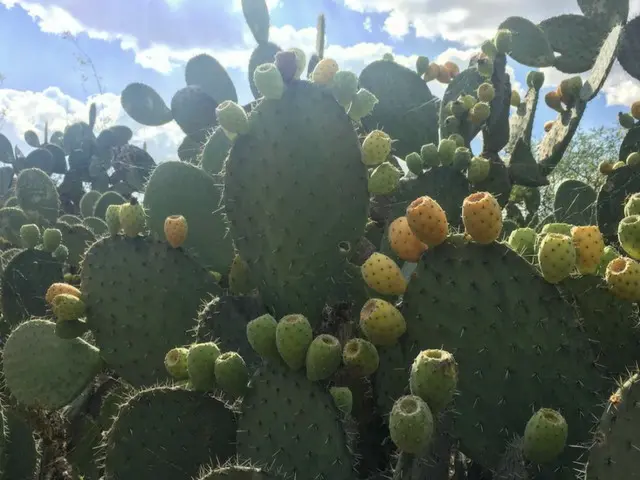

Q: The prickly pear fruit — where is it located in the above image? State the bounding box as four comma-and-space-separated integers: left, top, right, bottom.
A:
437, 65, 453, 84
368, 162, 402, 195
348, 88, 378, 121
541, 223, 573, 236
46, 283, 81, 305
330, 386, 353, 415
389, 395, 434, 454
20, 224, 40, 248
405, 152, 424, 175
538, 234, 576, 284
453, 147, 472, 171
289, 47, 306, 79
481, 40, 498, 58
508, 227, 537, 256
215, 101, 249, 136
438, 138, 457, 166
254, 63, 284, 100
477, 57, 493, 77
305, 334, 342, 381
493, 29, 512, 54
164, 215, 188, 248
599, 160, 614, 174
467, 156, 491, 183
105, 204, 121, 235
628, 152, 640, 168
342, 338, 379, 377
53, 245, 69, 262
187, 342, 221, 391
619, 112, 636, 129
246, 314, 279, 360
597, 245, 621, 276
119, 197, 146, 238
545, 91, 563, 112
526, 70, 545, 90
409, 349, 458, 413
420, 143, 440, 167
477, 83, 495, 103
449, 133, 465, 147
312, 58, 339, 85
470, 102, 491, 124
618, 215, 640, 259
423, 63, 440, 82
164, 347, 189, 380
229, 254, 254, 294
406, 196, 449, 247
510, 90, 521, 107
362, 130, 392, 166
605, 257, 640, 301
275, 314, 313, 371
331, 70, 359, 108
462, 192, 502, 244
544, 120, 555, 133
416, 56, 430, 75
42, 228, 62, 253
388, 216, 428, 262
570, 225, 604, 274
443, 61, 460, 78
359, 298, 407, 346
625, 194, 640, 217
361, 252, 407, 295
523, 408, 568, 464
632, 100, 640, 120
613, 161, 626, 170
275, 50, 298, 83
214, 352, 249, 397
52, 294, 86, 322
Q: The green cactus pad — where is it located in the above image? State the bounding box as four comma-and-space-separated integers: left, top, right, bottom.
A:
508, 88, 539, 152
580, 25, 624, 101
81, 235, 222, 386
93, 191, 126, 219
597, 166, 640, 244
195, 295, 266, 367
120, 82, 173, 126
185, 53, 238, 104
0, 207, 28, 246
15, 168, 60, 224
482, 54, 511, 152
224, 81, 368, 323
177, 134, 201, 164
578, 0, 629, 28
248, 42, 281, 99
242, 0, 270, 44
538, 101, 587, 176
470, 153, 512, 207
1, 409, 39, 480
374, 343, 409, 415
80, 191, 101, 218
237, 361, 355, 480
67, 415, 102, 480
401, 241, 604, 473
103, 386, 236, 480
439, 68, 484, 145
553, 179, 596, 225
143, 161, 234, 272
538, 15, 606, 73
170, 86, 218, 143
585, 372, 640, 479
197, 465, 281, 480
200, 127, 232, 175
507, 138, 548, 187
56, 221, 96, 267
359, 60, 439, 158
618, 16, 640, 81
619, 126, 640, 162
83, 216, 109, 236
58, 214, 83, 225
3, 319, 102, 409
23, 148, 54, 174
0, 134, 13, 163
1, 249, 63, 329
498, 17, 555, 67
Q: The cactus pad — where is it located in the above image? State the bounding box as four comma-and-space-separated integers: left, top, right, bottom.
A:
620, 126, 640, 161
120, 83, 173, 126
578, 0, 629, 28
1, 409, 39, 479
617, 16, 640, 81
80, 235, 221, 386
185, 53, 238, 104
0, 207, 28, 246
103, 386, 236, 480
197, 465, 281, 480
93, 191, 126, 219
3, 319, 102, 409
538, 101, 587, 176
553, 179, 596, 225
15, 168, 60, 224
597, 166, 640, 243
580, 25, 624, 101
56, 221, 96, 268
200, 127, 232, 175
498, 17, 555, 67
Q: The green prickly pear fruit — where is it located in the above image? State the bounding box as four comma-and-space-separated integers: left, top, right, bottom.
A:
627, 152, 640, 167
469, 102, 491, 124
368, 162, 402, 195
625, 193, 640, 216
253, 63, 285, 100
437, 139, 457, 166
613, 160, 626, 170
246, 314, 279, 360
481, 40, 498, 59
288, 47, 306, 79
477, 83, 495, 103
508, 227, 537, 256
597, 245, 621, 276
443, 115, 460, 135
537, 233, 576, 283
448, 133, 465, 148
329, 386, 353, 415
618, 215, 640, 259
526, 71, 545, 90
342, 338, 379, 377
42, 228, 62, 253
522, 408, 568, 464
477, 57, 493, 77
450, 100, 467, 118
510, 90, 521, 107
347, 88, 378, 121
545, 91, 564, 113
187, 342, 221, 391
409, 349, 458, 413
53, 245, 69, 262
51, 293, 86, 322
305, 334, 342, 381
442, 102, 454, 117
405, 152, 424, 175
105, 204, 121, 236
275, 50, 298, 83
359, 298, 406, 346
118, 197, 146, 238
382, 53, 394, 62
467, 156, 491, 183
164, 347, 189, 380
460, 94, 477, 110
389, 395, 434, 454
541, 223, 573, 236
275, 314, 313, 371
214, 351, 249, 397
415, 56, 429, 75
20, 223, 40, 248
362, 130, 392, 166
452, 147, 472, 171
215, 100, 249, 136
420, 143, 440, 168
331, 70, 359, 108
493, 29, 512, 54
229, 254, 254, 294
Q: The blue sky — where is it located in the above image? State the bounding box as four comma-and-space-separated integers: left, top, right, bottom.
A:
0, 0, 638, 162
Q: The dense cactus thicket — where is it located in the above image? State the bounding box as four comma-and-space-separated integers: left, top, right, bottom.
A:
1, 0, 640, 478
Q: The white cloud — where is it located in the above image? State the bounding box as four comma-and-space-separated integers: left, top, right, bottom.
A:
383, 10, 411, 38
363, 16, 372, 32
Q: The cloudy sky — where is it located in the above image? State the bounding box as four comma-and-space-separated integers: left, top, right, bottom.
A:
0, 0, 638, 162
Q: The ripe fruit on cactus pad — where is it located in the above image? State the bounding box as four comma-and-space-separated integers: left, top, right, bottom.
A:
462, 192, 502, 244
570, 226, 604, 274
119, 197, 146, 237
406, 196, 449, 247
538, 233, 576, 284
605, 257, 640, 302
164, 215, 188, 248
359, 298, 406, 346
388, 216, 428, 262
361, 252, 407, 295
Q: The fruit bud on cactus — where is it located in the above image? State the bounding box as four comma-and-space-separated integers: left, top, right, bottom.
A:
253, 63, 285, 100
348, 88, 378, 121
330, 70, 359, 108
215, 100, 249, 136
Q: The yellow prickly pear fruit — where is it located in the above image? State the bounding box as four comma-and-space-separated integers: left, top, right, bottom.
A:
570, 225, 604, 274
599, 160, 614, 175
605, 257, 640, 301
469, 102, 491, 124
312, 58, 339, 85
613, 161, 626, 170
443, 61, 460, 78
362, 130, 392, 166
46, 282, 81, 305
164, 215, 188, 248
52, 293, 86, 322
537, 233, 576, 284
406, 196, 449, 247
437, 65, 453, 84
523, 408, 568, 464
545, 91, 563, 113
477, 57, 493, 77
632, 100, 640, 120
625, 193, 640, 216
388, 216, 428, 262
164, 347, 189, 380
461, 192, 502, 245
361, 253, 407, 295
423, 63, 440, 82
508, 227, 537, 256
477, 83, 495, 103
359, 298, 407, 346
119, 197, 146, 238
